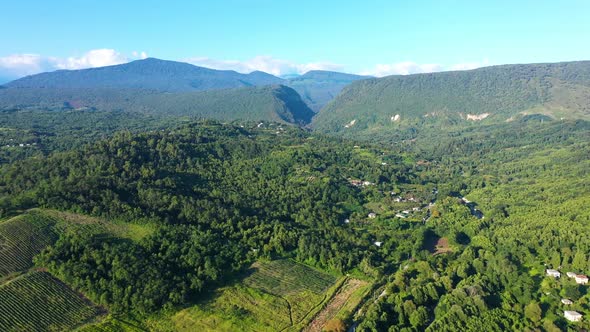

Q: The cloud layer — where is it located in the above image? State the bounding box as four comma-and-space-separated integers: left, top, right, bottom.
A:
184, 55, 344, 77
361, 59, 490, 77
0, 48, 490, 82
0, 49, 148, 80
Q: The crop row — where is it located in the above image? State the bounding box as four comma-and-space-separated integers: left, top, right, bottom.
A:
0, 271, 100, 331
0, 215, 58, 277
245, 260, 335, 295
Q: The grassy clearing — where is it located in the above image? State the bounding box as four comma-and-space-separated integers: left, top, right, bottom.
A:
42, 209, 155, 242
164, 259, 339, 332
0, 271, 101, 332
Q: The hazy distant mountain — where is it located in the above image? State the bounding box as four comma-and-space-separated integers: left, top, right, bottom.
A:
5, 58, 284, 92
286, 71, 370, 112
313, 61, 590, 133
3, 58, 368, 112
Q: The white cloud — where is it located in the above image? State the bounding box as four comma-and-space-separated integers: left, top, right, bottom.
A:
55, 49, 128, 70
184, 55, 344, 76
0, 49, 491, 82
0, 54, 48, 77
361, 59, 491, 77
0, 49, 148, 79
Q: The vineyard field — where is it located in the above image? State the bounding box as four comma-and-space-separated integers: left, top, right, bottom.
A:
0, 211, 58, 278
0, 271, 101, 332
165, 259, 340, 332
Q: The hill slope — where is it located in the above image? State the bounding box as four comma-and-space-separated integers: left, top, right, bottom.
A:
313, 61, 590, 133
5, 58, 284, 92
0, 85, 314, 125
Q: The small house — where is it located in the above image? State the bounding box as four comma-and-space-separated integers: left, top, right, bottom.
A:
374, 241, 382, 247
344, 219, 350, 224
368, 213, 377, 219
561, 299, 573, 305
395, 213, 407, 219
564, 310, 583, 322
412, 207, 420, 211
402, 210, 410, 214
546, 269, 561, 278
575, 275, 588, 284
567, 272, 577, 278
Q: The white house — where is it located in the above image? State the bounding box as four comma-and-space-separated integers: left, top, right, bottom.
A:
575, 275, 589, 284
395, 213, 407, 219
344, 219, 350, 224
561, 298, 573, 305
546, 269, 561, 278
368, 213, 377, 219
374, 241, 383, 247
567, 272, 578, 278
564, 310, 583, 322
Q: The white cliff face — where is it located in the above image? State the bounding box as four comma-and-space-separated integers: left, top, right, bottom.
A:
344, 119, 357, 128
466, 113, 490, 121
391, 114, 400, 122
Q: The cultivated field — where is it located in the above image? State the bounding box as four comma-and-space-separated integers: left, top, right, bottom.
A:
0, 211, 58, 278
167, 259, 340, 332
0, 209, 153, 281
0, 271, 101, 332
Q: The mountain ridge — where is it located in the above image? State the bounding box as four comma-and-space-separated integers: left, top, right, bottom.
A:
2, 58, 370, 112
312, 60, 590, 133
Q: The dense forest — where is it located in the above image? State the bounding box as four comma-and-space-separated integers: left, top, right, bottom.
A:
0, 114, 587, 331
313, 61, 590, 134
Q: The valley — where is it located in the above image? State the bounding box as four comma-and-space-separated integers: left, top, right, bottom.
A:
0, 59, 588, 332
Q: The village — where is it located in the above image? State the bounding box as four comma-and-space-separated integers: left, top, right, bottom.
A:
545, 268, 588, 323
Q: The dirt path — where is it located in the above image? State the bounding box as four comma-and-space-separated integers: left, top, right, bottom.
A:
433, 237, 452, 255
303, 278, 366, 332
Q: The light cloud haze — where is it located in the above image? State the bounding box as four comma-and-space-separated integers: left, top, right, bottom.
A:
184, 55, 344, 76
0, 49, 491, 81
0, 49, 148, 80
360, 59, 491, 77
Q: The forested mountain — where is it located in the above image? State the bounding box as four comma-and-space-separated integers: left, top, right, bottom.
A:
313, 61, 590, 134
287, 70, 370, 112
0, 85, 314, 124
1, 58, 368, 113
4, 58, 284, 91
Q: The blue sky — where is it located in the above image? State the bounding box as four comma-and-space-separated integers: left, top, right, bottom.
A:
1, 0, 589, 79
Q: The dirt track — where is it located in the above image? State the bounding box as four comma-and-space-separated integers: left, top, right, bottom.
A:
303, 278, 366, 332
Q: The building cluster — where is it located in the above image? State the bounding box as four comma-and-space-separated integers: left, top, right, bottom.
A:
349, 179, 375, 187
4, 142, 36, 148
546, 268, 588, 322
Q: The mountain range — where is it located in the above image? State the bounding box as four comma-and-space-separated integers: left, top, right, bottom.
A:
2, 58, 368, 115
2, 58, 590, 131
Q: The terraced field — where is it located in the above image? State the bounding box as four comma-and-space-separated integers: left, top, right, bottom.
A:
0, 271, 101, 331
0, 211, 58, 278
166, 259, 340, 332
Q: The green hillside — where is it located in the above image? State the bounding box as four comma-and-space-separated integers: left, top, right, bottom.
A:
0, 85, 314, 125
313, 61, 590, 134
